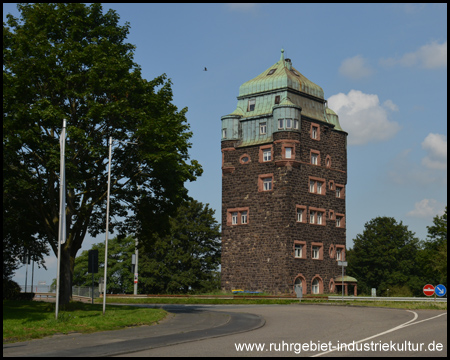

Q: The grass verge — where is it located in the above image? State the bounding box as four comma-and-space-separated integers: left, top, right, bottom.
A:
102, 296, 447, 310
3, 300, 167, 344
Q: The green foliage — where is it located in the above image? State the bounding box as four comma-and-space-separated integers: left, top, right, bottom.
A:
4, 3, 201, 303
347, 217, 422, 295
419, 207, 447, 287
73, 235, 136, 294
387, 285, 413, 297
139, 199, 221, 294
3, 279, 21, 300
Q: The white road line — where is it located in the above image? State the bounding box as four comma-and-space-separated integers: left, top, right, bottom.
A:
312, 311, 447, 357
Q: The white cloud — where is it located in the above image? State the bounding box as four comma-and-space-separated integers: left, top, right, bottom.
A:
380, 40, 447, 69
339, 55, 374, 80
407, 199, 446, 218
421, 133, 447, 170
387, 147, 447, 187
327, 90, 401, 145
382, 99, 399, 112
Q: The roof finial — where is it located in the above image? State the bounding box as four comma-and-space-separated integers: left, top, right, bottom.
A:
280, 48, 285, 62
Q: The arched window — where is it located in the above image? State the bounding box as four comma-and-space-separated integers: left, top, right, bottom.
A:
311, 276, 323, 294
312, 278, 320, 294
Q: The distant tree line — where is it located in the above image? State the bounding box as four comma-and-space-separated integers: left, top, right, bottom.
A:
347, 207, 447, 296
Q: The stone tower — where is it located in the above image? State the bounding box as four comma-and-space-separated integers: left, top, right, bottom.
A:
221, 50, 348, 295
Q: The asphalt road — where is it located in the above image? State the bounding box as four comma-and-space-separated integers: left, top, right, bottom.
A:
3, 304, 447, 357
119, 304, 447, 357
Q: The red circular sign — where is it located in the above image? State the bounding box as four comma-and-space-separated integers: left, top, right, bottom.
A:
423, 284, 435, 296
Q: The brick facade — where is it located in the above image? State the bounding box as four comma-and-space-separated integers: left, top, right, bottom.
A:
221, 52, 347, 294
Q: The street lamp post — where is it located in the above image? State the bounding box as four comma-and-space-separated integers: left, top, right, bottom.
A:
102, 137, 138, 315
102, 137, 113, 315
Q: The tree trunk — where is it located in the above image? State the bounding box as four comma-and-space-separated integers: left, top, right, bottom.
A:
58, 246, 73, 305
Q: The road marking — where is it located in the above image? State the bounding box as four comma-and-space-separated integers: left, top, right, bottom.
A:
312, 311, 447, 357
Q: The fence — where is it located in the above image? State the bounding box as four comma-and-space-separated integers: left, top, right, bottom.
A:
20, 285, 100, 299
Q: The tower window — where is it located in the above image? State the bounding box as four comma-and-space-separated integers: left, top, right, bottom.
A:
317, 212, 323, 225
222, 128, 227, 139
312, 278, 320, 294
336, 185, 345, 198
258, 174, 274, 192
335, 245, 345, 261
267, 69, 276, 75
296, 205, 307, 223
260, 122, 267, 135
310, 123, 320, 140
336, 214, 345, 228
259, 145, 273, 163
231, 212, 238, 225
285, 147, 292, 159
297, 209, 304, 222
311, 243, 324, 260
241, 211, 248, 224
310, 211, 316, 224
278, 119, 284, 129
293, 119, 299, 129
310, 207, 326, 226
227, 207, 250, 226
286, 119, 292, 129
240, 154, 250, 164
309, 177, 325, 195
310, 150, 320, 166
275, 95, 280, 104
294, 241, 306, 259
248, 99, 256, 112
263, 178, 272, 191
295, 244, 303, 258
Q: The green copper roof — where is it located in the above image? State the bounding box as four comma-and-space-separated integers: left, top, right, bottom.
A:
326, 107, 344, 131
238, 49, 324, 99
335, 276, 358, 282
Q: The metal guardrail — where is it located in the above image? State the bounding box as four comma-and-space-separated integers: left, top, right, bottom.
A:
328, 296, 447, 302
103, 294, 327, 300
34, 292, 56, 298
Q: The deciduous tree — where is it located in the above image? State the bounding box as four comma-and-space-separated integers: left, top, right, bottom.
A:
73, 235, 135, 294
3, 3, 201, 304
139, 199, 221, 294
347, 217, 421, 295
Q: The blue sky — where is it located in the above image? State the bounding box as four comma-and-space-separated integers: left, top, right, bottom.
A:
5, 3, 447, 287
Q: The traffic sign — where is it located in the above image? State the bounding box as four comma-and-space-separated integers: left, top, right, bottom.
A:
423, 284, 435, 296
435, 284, 446, 297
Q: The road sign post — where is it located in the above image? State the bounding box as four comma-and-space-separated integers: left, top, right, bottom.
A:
338, 261, 347, 301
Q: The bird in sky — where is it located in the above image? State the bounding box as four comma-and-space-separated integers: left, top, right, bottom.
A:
204, 67, 207, 71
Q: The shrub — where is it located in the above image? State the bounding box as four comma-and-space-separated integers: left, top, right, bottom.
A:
3, 279, 21, 300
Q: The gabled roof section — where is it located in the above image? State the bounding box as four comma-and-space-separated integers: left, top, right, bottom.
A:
238, 49, 324, 99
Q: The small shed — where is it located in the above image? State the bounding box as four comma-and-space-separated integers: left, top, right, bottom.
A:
335, 276, 358, 296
